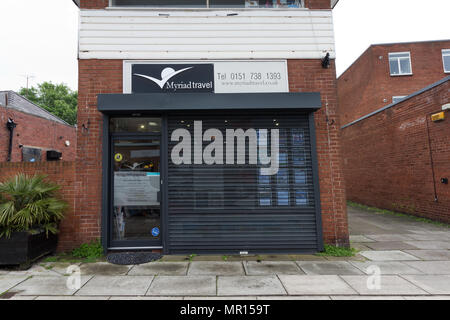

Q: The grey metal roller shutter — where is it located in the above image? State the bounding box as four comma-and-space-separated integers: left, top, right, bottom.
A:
167, 111, 321, 254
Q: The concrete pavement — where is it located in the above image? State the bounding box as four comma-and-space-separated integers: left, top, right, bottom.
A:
0, 205, 449, 300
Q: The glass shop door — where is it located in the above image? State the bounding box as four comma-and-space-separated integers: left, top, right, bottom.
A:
109, 118, 162, 248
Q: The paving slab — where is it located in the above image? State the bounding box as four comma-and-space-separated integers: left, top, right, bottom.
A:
350, 261, 424, 275
35, 296, 110, 300
406, 233, 450, 241
323, 254, 367, 262
278, 275, 357, 295
365, 241, 419, 251
218, 276, 286, 296
13, 275, 92, 296
297, 261, 364, 275
258, 296, 331, 300
403, 261, 450, 275
109, 296, 183, 300
8, 264, 61, 276
403, 295, 450, 300
359, 250, 419, 261
408, 229, 449, 234
289, 255, 327, 261
226, 255, 261, 262
76, 275, 153, 296
331, 296, 405, 300
159, 255, 189, 262
185, 296, 258, 300
0, 275, 29, 294
244, 261, 303, 275
188, 262, 244, 276
341, 275, 428, 296
404, 241, 450, 250
255, 255, 295, 261
128, 262, 189, 276
404, 250, 450, 261
79, 262, 132, 276
365, 234, 415, 242
192, 255, 229, 261
401, 275, 450, 295
351, 243, 373, 251
40, 262, 82, 276
147, 276, 216, 296
349, 222, 388, 235
350, 235, 376, 243
4, 295, 37, 300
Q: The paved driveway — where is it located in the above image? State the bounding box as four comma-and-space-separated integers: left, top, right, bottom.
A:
0, 205, 449, 300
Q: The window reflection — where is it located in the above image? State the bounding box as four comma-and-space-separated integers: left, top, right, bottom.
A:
110, 117, 161, 133
113, 138, 161, 242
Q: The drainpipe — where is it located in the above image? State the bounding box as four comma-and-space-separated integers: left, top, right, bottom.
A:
425, 113, 438, 202
6, 118, 17, 162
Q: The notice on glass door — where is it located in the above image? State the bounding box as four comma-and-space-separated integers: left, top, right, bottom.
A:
114, 172, 160, 206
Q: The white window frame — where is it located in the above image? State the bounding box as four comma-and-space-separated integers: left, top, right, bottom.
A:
108, 0, 306, 9
388, 52, 413, 76
392, 96, 407, 104
443, 49, 450, 73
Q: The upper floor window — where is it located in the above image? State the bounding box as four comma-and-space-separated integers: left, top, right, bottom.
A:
389, 52, 412, 76
111, 0, 305, 8
443, 49, 450, 73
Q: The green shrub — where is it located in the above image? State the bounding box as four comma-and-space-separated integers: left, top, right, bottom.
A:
316, 244, 357, 257
0, 174, 67, 238
72, 240, 104, 259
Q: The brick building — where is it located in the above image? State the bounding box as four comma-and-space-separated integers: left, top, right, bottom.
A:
0, 91, 77, 162
338, 40, 450, 223
70, 0, 348, 254
338, 40, 450, 125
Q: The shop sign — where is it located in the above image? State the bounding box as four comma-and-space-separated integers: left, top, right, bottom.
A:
132, 64, 214, 93
124, 60, 288, 94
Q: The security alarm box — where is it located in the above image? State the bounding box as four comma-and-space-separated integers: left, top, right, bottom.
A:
431, 112, 445, 122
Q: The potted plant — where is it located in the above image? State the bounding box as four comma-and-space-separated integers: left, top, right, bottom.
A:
0, 174, 67, 268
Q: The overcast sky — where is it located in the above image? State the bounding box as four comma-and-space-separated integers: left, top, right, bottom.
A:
0, 0, 449, 92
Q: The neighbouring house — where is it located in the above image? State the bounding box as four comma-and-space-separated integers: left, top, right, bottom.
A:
66, 0, 348, 254
338, 40, 450, 223
338, 39, 450, 125
0, 91, 77, 162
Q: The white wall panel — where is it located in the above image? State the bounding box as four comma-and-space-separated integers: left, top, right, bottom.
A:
79, 9, 335, 60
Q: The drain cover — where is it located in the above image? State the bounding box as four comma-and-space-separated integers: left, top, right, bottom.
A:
106, 252, 162, 265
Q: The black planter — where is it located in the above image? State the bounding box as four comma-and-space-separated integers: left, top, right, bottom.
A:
0, 231, 57, 268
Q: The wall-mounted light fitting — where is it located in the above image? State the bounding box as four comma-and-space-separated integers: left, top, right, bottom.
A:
321, 53, 330, 69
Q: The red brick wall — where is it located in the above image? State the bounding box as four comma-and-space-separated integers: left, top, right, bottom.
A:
0, 161, 77, 252
305, 0, 331, 9
0, 107, 77, 162
75, 58, 349, 248
338, 40, 450, 125
80, 0, 108, 8
341, 80, 450, 223
289, 60, 349, 246
76, 60, 123, 245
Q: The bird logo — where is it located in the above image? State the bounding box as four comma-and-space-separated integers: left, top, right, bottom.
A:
133, 67, 193, 89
